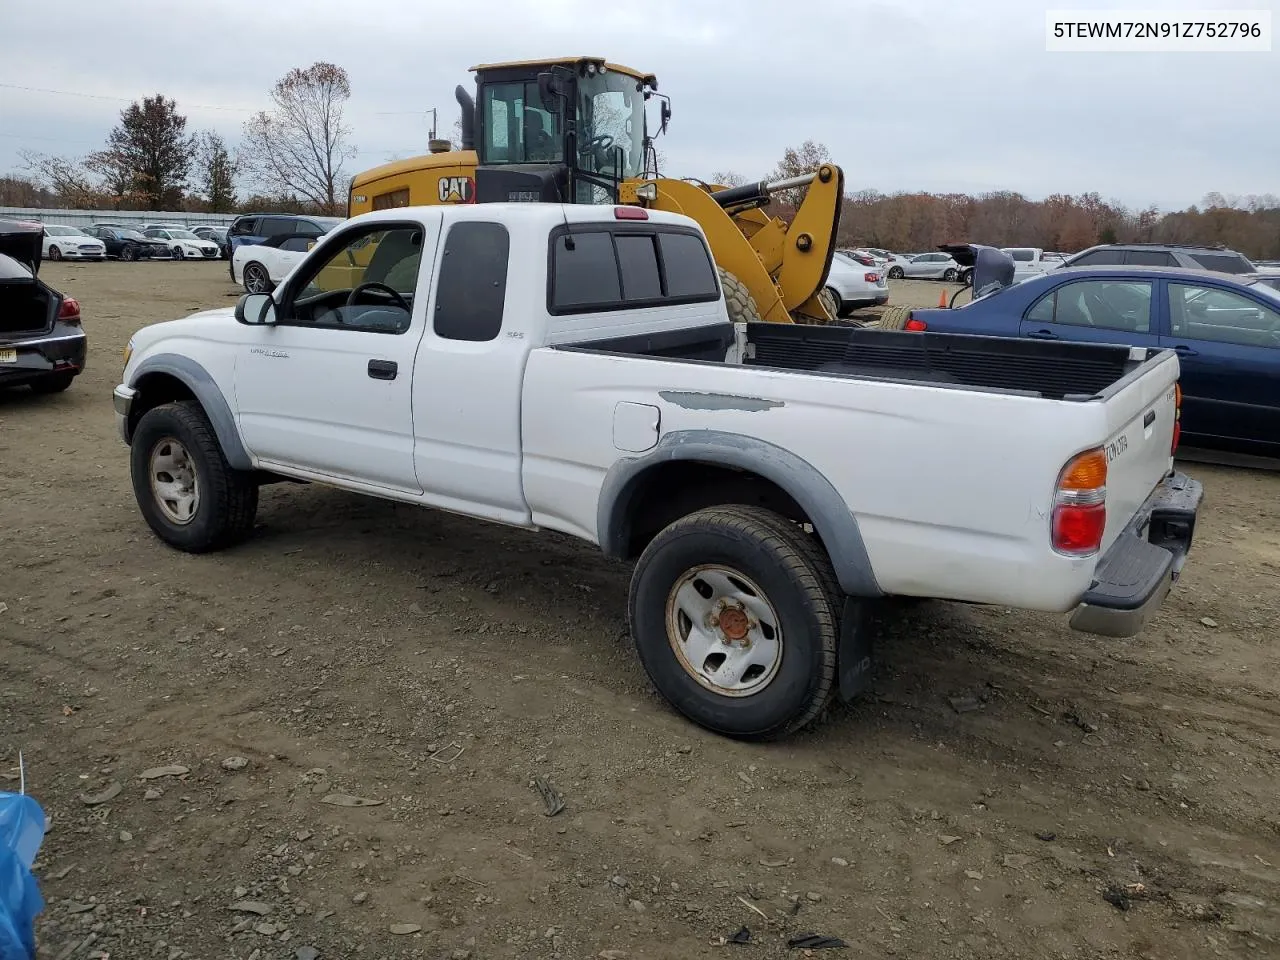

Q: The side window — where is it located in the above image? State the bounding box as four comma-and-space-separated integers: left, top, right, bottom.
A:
280, 236, 313, 253
1068, 250, 1124, 266
231, 218, 257, 236
552, 231, 621, 308
1168, 282, 1280, 347
1187, 252, 1252, 274
1125, 250, 1177, 266
259, 217, 295, 237
433, 221, 510, 342
1040, 279, 1153, 332
1025, 291, 1056, 324
373, 188, 410, 211
286, 225, 425, 334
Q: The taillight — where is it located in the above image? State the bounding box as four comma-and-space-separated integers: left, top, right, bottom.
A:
1171, 382, 1182, 454
904, 317, 927, 331
865, 272, 880, 283
59, 297, 81, 325
1052, 447, 1107, 555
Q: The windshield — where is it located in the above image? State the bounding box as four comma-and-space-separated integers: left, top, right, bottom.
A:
120, 230, 146, 241
576, 70, 646, 181
168, 229, 201, 240
44, 225, 79, 236
1246, 277, 1280, 301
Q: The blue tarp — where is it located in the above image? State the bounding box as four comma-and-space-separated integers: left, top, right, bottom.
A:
0, 791, 46, 960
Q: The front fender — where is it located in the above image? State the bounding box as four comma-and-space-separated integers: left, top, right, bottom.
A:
597, 429, 881, 598
126, 352, 252, 470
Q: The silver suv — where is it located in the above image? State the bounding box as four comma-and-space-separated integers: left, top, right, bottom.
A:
1061, 243, 1255, 274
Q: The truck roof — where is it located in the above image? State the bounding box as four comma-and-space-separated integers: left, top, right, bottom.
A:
348, 202, 705, 234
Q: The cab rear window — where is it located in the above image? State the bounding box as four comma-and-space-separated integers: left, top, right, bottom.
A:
549, 225, 720, 314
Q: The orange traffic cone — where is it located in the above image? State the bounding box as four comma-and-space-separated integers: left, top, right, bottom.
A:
937, 290, 948, 308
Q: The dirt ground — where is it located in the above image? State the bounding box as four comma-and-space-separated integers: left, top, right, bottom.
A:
3, 261, 1278, 960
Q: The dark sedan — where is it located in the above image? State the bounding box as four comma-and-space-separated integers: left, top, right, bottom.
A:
81, 225, 172, 261
1, 219, 87, 394
904, 261, 1280, 458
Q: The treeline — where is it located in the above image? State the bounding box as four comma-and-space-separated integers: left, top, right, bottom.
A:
719, 140, 1280, 260
8, 62, 356, 216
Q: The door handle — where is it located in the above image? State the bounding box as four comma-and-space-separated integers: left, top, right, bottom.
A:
1026, 329, 1059, 340
1173, 345, 1198, 356
367, 359, 398, 380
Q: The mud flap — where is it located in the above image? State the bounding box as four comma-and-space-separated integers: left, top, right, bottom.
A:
836, 596, 875, 701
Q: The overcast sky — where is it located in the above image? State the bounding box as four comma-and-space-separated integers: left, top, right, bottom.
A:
1, 0, 1275, 210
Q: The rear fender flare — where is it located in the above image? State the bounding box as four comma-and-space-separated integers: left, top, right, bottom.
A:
597, 429, 881, 597
128, 353, 252, 470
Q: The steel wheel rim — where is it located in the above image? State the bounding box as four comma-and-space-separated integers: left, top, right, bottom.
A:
665, 564, 783, 697
149, 436, 200, 525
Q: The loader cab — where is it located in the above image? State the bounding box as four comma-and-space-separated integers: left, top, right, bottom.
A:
463, 58, 661, 205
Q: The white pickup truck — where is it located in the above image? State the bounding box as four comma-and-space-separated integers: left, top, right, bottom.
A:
113, 203, 1203, 741
1000, 247, 1065, 284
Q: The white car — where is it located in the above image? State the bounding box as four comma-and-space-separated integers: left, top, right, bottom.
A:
40, 224, 106, 262
142, 228, 221, 260
113, 202, 1202, 740
883, 252, 960, 281
231, 233, 320, 293
825, 252, 888, 313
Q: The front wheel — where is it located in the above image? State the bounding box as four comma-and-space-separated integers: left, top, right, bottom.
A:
48, 246, 62, 261
627, 505, 840, 740
819, 286, 841, 320
942, 268, 957, 282
121, 244, 138, 262
172, 246, 184, 260
130, 401, 258, 553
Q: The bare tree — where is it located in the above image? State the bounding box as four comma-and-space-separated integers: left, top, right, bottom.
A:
18, 150, 101, 207
240, 62, 357, 215
768, 140, 833, 206
710, 170, 748, 187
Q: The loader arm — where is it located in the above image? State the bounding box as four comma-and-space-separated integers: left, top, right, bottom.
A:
638, 164, 844, 323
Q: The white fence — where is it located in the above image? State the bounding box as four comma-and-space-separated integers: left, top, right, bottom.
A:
0, 206, 238, 230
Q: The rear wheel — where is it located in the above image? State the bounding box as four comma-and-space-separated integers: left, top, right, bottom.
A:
243, 263, 273, 294
887, 266, 904, 279
717, 267, 761, 325
130, 401, 258, 553
943, 268, 957, 282
819, 286, 841, 320
627, 505, 840, 740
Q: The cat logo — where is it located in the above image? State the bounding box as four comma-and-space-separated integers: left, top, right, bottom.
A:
437, 176, 475, 204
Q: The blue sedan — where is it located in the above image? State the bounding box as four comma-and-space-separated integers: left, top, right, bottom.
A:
903, 265, 1280, 457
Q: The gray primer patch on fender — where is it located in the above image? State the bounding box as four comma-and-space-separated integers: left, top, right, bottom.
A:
658, 390, 783, 412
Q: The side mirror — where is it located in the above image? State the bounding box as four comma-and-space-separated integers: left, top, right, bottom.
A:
235, 293, 276, 326
660, 101, 672, 133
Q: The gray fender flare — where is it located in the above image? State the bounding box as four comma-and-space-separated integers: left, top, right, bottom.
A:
597, 429, 882, 598
128, 353, 252, 470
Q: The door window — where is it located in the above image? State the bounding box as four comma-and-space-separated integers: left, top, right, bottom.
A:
1168, 282, 1280, 347
281, 225, 425, 334
1024, 279, 1153, 332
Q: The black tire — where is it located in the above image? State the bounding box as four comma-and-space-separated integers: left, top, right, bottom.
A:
627, 505, 840, 740
717, 267, 761, 325
121, 244, 138, 262
876, 305, 912, 331
959, 267, 974, 285
29, 372, 75, 394
943, 268, 957, 282
48, 246, 63, 261
243, 262, 273, 294
887, 266, 904, 280
130, 401, 258, 553
819, 286, 841, 321
172, 246, 184, 260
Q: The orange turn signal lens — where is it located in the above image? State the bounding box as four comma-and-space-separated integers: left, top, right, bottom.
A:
1058, 448, 1107, 491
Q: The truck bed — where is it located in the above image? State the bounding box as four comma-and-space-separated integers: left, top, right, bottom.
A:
566, 319, 1154, 401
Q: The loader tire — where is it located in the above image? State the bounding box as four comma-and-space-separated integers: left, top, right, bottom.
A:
876, 305, 912, 331
718, 267, 762, 325
819, 287, 840, 321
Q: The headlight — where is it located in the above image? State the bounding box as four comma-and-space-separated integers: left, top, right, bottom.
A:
123, 339, 134, 366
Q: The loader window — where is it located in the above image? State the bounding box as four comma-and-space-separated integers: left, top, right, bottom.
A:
482, 81, 563, 165
576, 72, 646, 180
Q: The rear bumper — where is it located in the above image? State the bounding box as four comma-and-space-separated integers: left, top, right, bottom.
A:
1068, 470, 1203, 638
0, 325, 87, 387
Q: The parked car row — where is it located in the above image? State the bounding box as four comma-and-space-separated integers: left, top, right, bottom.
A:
902, 247, 1280, 458
226, 213, 345, 291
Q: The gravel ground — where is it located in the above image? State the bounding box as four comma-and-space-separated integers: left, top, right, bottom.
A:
2, 261, 1278, 960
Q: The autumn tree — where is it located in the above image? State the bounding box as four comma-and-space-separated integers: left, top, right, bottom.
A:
768, 140, 833, 205
100, 94, 196, 208
195, 131, 239, 211
241, 62, 357, 215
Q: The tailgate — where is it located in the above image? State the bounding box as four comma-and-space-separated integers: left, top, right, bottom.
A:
1098, 350, 1180, 552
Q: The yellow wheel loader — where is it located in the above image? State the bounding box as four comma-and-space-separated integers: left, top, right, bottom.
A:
347, 56, 845, 324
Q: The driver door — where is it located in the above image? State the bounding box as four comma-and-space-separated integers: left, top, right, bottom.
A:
233, 214, 443, 493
